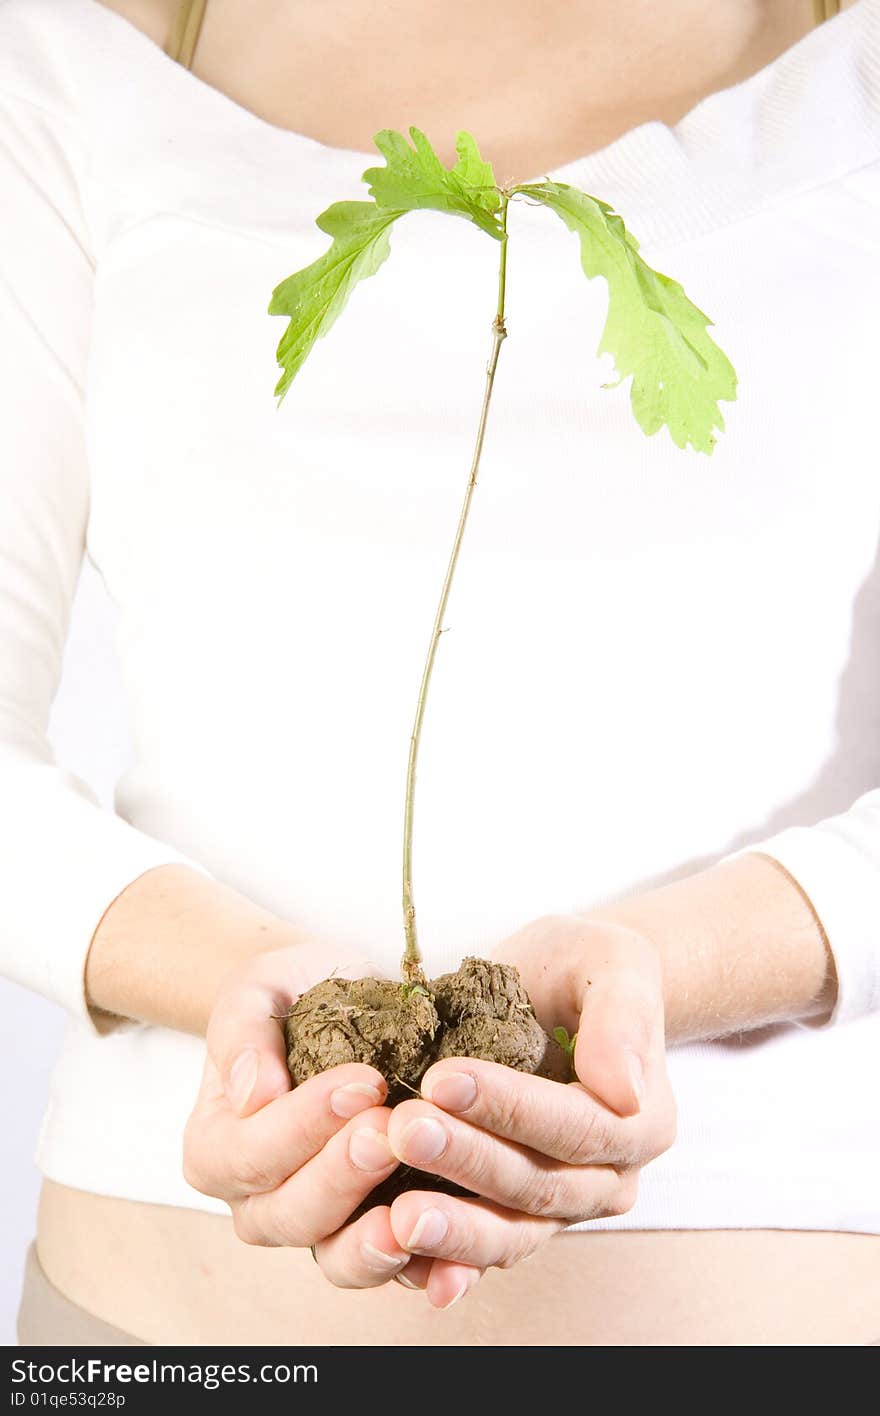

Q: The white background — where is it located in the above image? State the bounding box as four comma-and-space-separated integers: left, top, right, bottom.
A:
0, 559, 132, 1345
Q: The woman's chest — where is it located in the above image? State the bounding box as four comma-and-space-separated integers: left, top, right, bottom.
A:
84, 176, 880, 590
79, 163, 880, 954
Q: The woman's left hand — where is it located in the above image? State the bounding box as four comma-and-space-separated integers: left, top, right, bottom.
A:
378, 916, 676, 1299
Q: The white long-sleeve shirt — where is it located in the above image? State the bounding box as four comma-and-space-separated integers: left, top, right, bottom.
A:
1, 0, 879, 1231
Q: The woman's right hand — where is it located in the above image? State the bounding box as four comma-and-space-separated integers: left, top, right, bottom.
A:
182, 943, 479, 1302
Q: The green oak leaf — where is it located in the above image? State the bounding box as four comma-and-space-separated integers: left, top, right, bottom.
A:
268, 201, 403, 401
512, 180, 737, 454
269, 129, 502, 400
362, 126, 503, 238
448, 131, 502, 216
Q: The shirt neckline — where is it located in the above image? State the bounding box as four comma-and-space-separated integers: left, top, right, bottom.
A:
80, 0, 876, 247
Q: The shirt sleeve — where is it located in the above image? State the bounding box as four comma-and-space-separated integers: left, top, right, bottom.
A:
0, 89, 214, 1032
720, 789, 880, 1027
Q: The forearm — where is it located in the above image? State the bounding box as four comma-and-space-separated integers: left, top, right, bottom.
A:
589, 851, 838, 1042
84, 863, 309, 1034
85, 848, 838, 1042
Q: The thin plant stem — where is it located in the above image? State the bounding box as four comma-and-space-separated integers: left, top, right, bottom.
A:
401, 192, 511, 984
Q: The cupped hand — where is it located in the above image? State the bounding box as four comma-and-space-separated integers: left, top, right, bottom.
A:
381, 917, 676, 1287
182, 943, 479, 1302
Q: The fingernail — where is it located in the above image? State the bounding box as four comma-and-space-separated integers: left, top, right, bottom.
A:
349, 1127, 394, 1172
624, 1046, 645, 1110
423, 1071, 477, 1113
439, 1281, 469, 1310
227, 1047, 259, 1114
394, 1272, 422, 1290
360, 1241, 406, 1272
405, 1208, 449, 1251
399, 1116, 448, 1164
330, 1082, 383, 1119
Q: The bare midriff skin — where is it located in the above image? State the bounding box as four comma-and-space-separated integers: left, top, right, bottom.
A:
37, 1179, 880, 1346
36, 0, 877, 1346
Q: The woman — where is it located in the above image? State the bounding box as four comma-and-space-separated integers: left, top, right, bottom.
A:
4, 0, 879, 1345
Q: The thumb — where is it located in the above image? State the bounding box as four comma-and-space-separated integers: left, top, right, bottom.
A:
572, 930, 664, 1119
207, 943, 378, 1118
207, 976, 293, 1118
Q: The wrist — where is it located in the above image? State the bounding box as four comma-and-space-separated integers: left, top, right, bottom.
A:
584, 852, 837, 1042
85, 863, 309, 1034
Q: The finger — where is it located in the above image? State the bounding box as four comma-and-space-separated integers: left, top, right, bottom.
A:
394, 1254, 478, 1301
207, 949, 375, 1118
315, 1210, 481, 1302
184, 1059, 387, 1201
420, 1057, 639, 1165
314, 1206, 482, 1304
573, 929, 665, 1118
313, 1206, 410, 1288
386, 1100, 624, 1220
206, 976, 296, 1118
424, 1262, 483, 1311
232, 1105, 399, 1247
393, 1255, 433, 1291
389, 1191, 561, 1268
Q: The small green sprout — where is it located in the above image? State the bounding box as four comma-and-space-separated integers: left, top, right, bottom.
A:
553, 1025, 578, 1061
401, 982, 431, 1000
